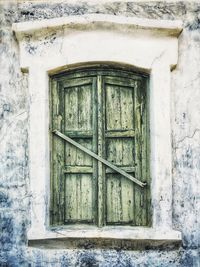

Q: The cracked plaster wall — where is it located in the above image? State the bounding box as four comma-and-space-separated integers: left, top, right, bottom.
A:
0, 1, 199, 266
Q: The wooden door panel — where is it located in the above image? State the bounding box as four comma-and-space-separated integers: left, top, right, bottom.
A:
106, 138, 135, 166
105, 83, 134, 131
65, 139, 93, 166
65, 84, 93, 131
65, 174, 93, 222
106, 174, 134, 224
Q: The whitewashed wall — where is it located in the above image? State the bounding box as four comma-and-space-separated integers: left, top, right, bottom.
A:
0, 1, 199, 266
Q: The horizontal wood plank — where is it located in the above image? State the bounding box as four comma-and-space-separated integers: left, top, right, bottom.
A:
63, 77, 93, 88
65, 130, 93, 138
104, 76, 136, 87
64, 166, 93, 173
106, 166, 135, 174
105, 130, 135, 138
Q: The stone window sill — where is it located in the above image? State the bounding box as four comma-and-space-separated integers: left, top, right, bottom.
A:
28, 227, 182, 249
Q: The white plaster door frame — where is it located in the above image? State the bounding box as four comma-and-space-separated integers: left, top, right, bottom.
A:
13, 14, 183, 242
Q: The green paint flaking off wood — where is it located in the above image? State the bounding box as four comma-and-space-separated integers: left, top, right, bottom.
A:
65, 173, 93, 222
50, 81, 65, 225
64, 78, 95, 224
105, 78, 136, 224
50, 67, 150, 227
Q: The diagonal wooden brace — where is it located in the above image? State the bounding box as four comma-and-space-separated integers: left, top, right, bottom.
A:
53, 130, 146, 188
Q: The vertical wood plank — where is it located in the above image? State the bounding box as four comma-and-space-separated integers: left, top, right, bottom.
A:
97, 75, 105, 227
141, 78, 147, 225
134, 80, 142, 226
51, 80, 65, 225
134, 79, 147, 226
142, 77, 151, 226
92, 77, 98, 225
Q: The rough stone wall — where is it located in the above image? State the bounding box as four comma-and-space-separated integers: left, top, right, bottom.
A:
0, 1, 199, 266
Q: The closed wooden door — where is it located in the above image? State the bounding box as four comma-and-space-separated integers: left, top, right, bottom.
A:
50, 68, 150, 227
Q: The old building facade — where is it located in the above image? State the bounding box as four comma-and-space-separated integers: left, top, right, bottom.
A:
0, 1, 200, 266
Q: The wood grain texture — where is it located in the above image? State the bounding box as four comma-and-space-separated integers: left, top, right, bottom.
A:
64, 78, 95, 224
50, 68, 150, 227
50, 80, 65, 225
104, 78, 136, 224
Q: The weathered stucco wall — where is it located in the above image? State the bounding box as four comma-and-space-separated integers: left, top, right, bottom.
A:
0, 1, 199, 266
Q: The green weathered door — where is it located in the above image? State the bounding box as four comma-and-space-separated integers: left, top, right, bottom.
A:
50, 68, 150, 227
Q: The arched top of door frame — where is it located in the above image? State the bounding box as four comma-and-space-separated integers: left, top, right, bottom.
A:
49, 61, 149, 79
